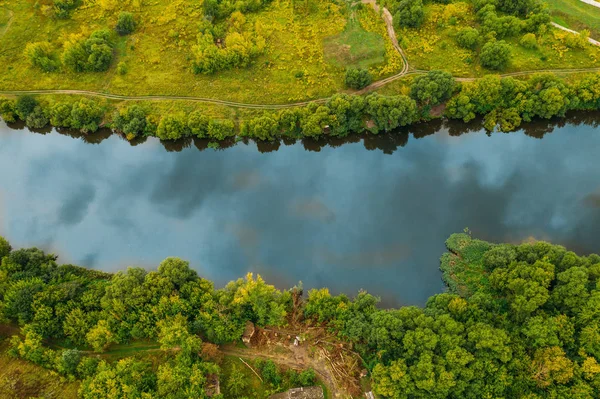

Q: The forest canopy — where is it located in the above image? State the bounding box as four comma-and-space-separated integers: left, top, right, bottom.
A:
0, 233, 599, 398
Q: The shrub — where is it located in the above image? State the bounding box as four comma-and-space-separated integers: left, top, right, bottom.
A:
519, 33, 538, 49
395, 0, 425, 28
116, 12, 136, 35
24, 42, 59, 72
49, 103, 73, 127
479, 40, 511, 70
345, 68, 373, 90
456, 27, 480, 50
117, 62, 128, 75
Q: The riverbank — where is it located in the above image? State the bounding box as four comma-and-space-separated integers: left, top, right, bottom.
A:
2, 71, 600, 144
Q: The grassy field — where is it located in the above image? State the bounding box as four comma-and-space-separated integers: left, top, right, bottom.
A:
544, 0, 600, 39
323, 18, 386, 69
401, 3, 600, 77
0, 0, 400, 104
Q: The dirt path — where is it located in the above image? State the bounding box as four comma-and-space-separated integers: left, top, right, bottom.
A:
580, 0, 600, 8
221, 345, 348, 398
0, 9, 14, 39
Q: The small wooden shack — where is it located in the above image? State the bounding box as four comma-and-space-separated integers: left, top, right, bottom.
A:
242, 320, 255, 347
270, 386, 324, 399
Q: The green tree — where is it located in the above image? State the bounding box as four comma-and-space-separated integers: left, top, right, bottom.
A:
480, 40, 512, 70
395, 0, 425, 28
86, 320, 115, 352
226, 364, 247, 397
113, 105, 148, 138
410, 70, 455, 106
0, 236, 11, 259
345, 68, 373, 90
520, 33, 538, 49
157, 113, 189, 140
15, 95, 39, 121
116, 12, 136, 36
187, 111, 210, 138
24, 42, 59, 72
4, 278, 45, 324
54, 0, 79, 19
456, 27, 480, 49
70, 99, 104, 133
25, 106, 49, 129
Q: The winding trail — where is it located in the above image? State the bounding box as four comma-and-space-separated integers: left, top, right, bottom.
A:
1, 5, 600, 109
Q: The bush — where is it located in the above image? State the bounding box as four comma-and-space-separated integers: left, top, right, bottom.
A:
345, 68, 373, 90
519, 33, 538, 49
479, 40, 511, 70
116, 12, 136, 35
395, 0, 425, 29
187, 111, 211, 138
117, 62, 128, 75
456, 27, 480, 50
24, 42, 59, 72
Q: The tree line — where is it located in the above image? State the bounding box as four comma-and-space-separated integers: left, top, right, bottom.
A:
1, 71, 600, 139
1, 231, 599, 398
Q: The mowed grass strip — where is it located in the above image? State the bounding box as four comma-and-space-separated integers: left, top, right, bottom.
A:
544, 0, 600, 39
323, 18, 386, 69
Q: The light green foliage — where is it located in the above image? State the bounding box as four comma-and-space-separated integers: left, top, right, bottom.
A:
409, 70, 455, 105
86, 320, 115, 353
79, 358, 154, 399
4, 278, 45, 324
157, 314, 202, 355
479, 40, 512, 70
0, 98, 17, 123
520, 33, 538, 49
345, 68, 373, 90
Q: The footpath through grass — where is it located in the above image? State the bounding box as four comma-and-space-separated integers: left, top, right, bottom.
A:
544, 0, 600, 39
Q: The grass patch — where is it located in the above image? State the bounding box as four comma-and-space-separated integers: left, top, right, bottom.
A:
323, 18, 385, 69
401, 3, 600, 77
544, 0, 600, 39
0, 341, 79, 399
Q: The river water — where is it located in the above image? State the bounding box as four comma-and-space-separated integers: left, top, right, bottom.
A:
1, 115, 599, 306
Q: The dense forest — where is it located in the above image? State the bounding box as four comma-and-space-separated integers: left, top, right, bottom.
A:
1, 233, 599, 398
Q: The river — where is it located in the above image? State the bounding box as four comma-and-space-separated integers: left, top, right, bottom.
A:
1, 114, 599, 306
